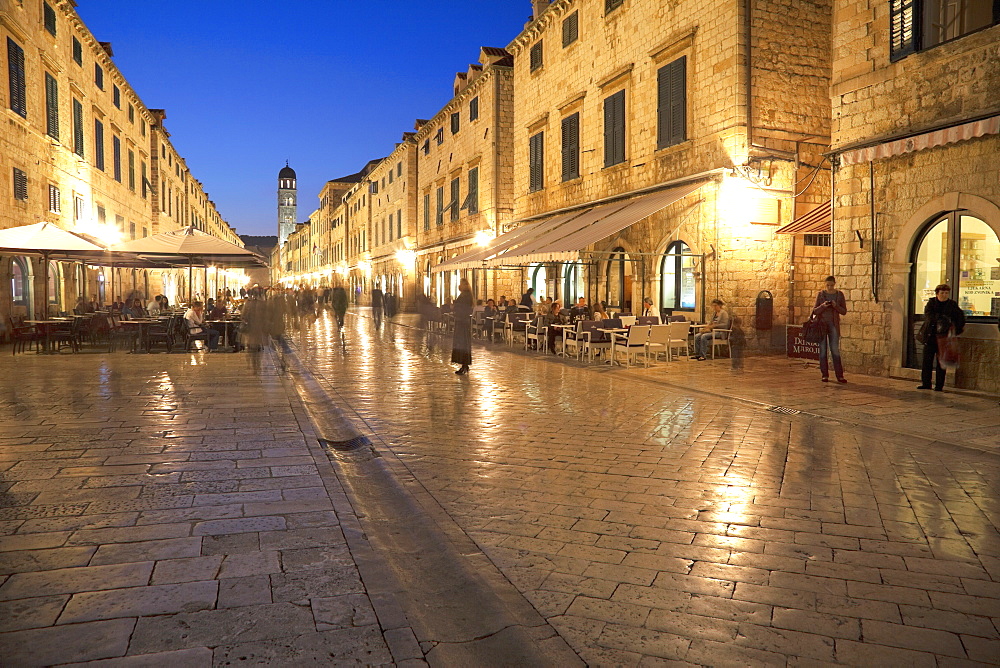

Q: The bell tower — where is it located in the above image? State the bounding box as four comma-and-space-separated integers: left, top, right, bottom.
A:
278, 162, 297, 246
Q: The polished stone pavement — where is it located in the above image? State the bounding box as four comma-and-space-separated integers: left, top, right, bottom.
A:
1, 309, 998, 666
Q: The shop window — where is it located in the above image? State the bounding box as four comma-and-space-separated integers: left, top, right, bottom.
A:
660, 240, 696, 311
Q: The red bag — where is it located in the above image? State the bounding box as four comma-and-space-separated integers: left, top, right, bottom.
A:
937, 330, 960, 370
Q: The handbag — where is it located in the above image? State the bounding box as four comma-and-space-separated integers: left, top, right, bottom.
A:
916, 320, 931, 345
937, 328, 960, 370
801, 315, 827, 344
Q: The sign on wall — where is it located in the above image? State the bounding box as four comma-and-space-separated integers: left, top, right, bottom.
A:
786, 325, 820, 360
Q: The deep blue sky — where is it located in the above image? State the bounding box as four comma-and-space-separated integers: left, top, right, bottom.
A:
79, 1, 532, 237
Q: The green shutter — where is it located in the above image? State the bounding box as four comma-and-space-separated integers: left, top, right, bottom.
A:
94, 119, 104, 170
7, 38, 27, 118
450, 178, 460, 221
73, 99, 84, 157
561, 113, 580, 181
530, 132, 544, 192
113, 135, 122, 182
562, 11, 579, 47
44, 3, 57, 35
45, 73, 59, 140
604, 91, 625, 166
424, 193, 430, 230
657, 56, 686, 149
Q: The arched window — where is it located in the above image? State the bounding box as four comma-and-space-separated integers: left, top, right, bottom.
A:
660, 241, 696, 312
11, 257, 29, 308
48, 261, 61, 310
562, 263, 582, 304
529, 264, 547, 298
606, 248, 631, 310
423, 260, 431, 297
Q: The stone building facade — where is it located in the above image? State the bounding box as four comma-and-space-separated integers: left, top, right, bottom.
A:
367, 136, 418, 309
828, 1, 1000, 391
500, 0, 831, 338
1, 0, 241, 330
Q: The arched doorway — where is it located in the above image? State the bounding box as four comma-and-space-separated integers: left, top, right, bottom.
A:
562, 263, 583, 305
47, 261, 62, 315
606, 247, 632, 312
906, 212, 1000, 367
529, 263, 547, 299
10, 256, 32, 317
660, 240, 696, 314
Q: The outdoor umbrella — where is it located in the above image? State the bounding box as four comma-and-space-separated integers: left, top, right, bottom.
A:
109, 226, 266, 302
0, 222, 109, 315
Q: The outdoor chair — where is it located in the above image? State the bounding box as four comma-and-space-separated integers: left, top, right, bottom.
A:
645, 324, 672, 362
50, 318, 83, 353
562, 320, 592, 359
525, 317, 548, 352
145, 315, 177, 353
619, 315, 637, 327
636, 316, 660, 326
8, 317, 40, 355
666, 321, 692, 361
504, 313, 530, 346
711, 329, 733, 359
611, 325, 651, 368
580, 318, 620, 363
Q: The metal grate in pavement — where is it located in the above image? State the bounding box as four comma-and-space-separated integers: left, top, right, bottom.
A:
768, 406, 801, 415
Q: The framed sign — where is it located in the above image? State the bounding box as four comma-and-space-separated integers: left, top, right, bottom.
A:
786, 325, 820, 360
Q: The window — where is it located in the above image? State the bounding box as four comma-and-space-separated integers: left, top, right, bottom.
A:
96, 204, 106, 223
127, 149, 135, 191
141, 119, 146, 136
48, 184, 60, 212
435, 186, 444, 226
448, 177, 460, 222
606, 0, 624, 12
129, 222, 136, 239
891, 0, 998, 60
72, 98, 84, 157
388, 169, 393, 184
11, 258, 28, 308
657, 56, 687, 149
73, 195, 84, 221
128, 103, 134, 123
44, 73, 59, 140
94, 63, 104, 90
469, 96, 479, 121
451, 112, 460, 134
112, 136, 121, 182
113, 85, 121, 108
43, 2, 57, 35
660, 241, 696, 311
7, 38, 26, 118
141, 161, 148, 198
397, 162, 402, 177
435, 127, 444, 145
562, 11, 579, 46
606, 247, 631, 309
464, 167, 479, 214
397, 208, 402, 237
423, 139, 430, 154
424, 192, 431, 230
369, 180, 379, 194
13, 168, 28, 200
72, 36, 82, 65
530, 41, 543, 71
604, 90, 626, 167
561, 113, 580, 181
803, 233, 831, 247
388, 213, 394, 241
529, 131, 545, 192
93, 120, 106, 171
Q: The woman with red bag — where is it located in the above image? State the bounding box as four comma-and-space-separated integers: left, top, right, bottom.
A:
918, 284, 965, 391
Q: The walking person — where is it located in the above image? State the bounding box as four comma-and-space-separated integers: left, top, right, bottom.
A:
917, 284, 965, 391
451, 278, 474, 375
814, 276, 848, 383
331, 286, 349, 328
371, 284, 384, 328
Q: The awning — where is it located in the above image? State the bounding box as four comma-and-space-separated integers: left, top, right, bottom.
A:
435, 214, 573, 271
839, 114, 1000, 166
486, 180, 705, 266
775, 200, 831, 235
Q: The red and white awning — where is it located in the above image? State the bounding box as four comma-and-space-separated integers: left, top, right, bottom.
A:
839, 115, 1000, 166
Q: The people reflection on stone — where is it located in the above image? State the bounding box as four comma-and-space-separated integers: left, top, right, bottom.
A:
451, 278, 473, 375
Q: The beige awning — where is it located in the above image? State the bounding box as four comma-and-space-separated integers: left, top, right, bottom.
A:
775, 200, 831, 235
435, 214, 576, 271
839, 115, 1000, 166
486, 180, 705, 266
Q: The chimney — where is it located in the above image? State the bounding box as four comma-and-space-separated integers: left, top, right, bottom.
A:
531, 0, 550, 20
98, 41, 114, 57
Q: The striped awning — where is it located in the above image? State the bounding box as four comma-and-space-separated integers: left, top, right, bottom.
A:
839, 115, 1000, 166
775, 200, 831, 235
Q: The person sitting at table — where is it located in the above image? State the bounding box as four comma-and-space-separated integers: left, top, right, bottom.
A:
183, 301, 220, 351
73, 296, 88, 315
122, 299, 145, 319
593, 301, 609, 321
505, 298, 519, 314
88, 295, 101, 312
694, 299, 731, 361
640, 296, 658, 320
541, 301, 562, 353
208, 299, 228, 320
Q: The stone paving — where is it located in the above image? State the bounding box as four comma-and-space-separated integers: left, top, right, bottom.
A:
1, 309, 999, 666
288, 310, 1000, 666
0, 349, 395, 666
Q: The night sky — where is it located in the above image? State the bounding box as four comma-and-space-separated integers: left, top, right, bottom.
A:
77, 1, 533, 236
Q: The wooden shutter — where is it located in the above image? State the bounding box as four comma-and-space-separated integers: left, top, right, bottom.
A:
890, 0, 917, 60
450, 178, 460, 221
113, 136, 122, 181
469, 96, 479, 121
604, 91, 625, 167
467, 168, 479, 214
94, 63, 103, 89
7, 38, 27, 118
530, 41, 543, 71
561, 113, 580, 181
43, 3, 57, 35
72, 98, 84, 157
436, 187, 444, 226
94, 119, 104, 170
397, 208, 402, 237
48, 184, 61, 212
424, 193, 430, 230
72, 37, 82, 65
13, 168, 28, 200
451, 112, 460, 134
562, 11, 579, 47
45, 73, 59, 140
657, 56, 687, 149
529, 132, 544, 192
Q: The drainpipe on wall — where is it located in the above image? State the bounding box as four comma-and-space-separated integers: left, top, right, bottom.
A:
743, 0, 753, 153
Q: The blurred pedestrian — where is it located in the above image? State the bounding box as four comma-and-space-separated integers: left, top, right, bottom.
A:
451, 278, 473, 375
730, 315, 746, 373
371, 284, 384, 328
813, 276, 847, 382
331, 287, 349, 328
917, 284, 965, 391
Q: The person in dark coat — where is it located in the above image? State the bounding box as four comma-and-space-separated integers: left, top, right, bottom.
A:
519, 288, 535, 310
918, 283, 965, 391
331, 286, 349, 328
813, 276, 848, 382
371, 286, 384, 328
451, 278, 474, 375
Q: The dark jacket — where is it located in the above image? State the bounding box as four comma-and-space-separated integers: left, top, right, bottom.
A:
519, 292, 534, 308
813, 290, 847, 333
924, 297, 965, 338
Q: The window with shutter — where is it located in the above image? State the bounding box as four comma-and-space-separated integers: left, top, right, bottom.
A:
657, 56, 687, 149
451, 112, 460, 134
13, 168, 28, 201
469, 96, 479, 121
113, 136, 122, 182
388, 170, 393, 184
562, 11, 579, 47
94, 63, 104, 90
73, 99, 84, 157
450, 178, 460, 222
529, 132, 545, 192
890, 0, 917, 60
45, 73, 59, 140
436, 187, 444, 226
128, 150, 135, 191
436, 128, 444, 145
7, 38, 27, 118
466, 167, 479, 214
113, 85, 121, 108
603, 90, 626, 167
423, 139, 430, 154
561, 113, 580, 181
94, 119, 105, 171
424, 193, 431, 230
397, 208, 402, 237
530, 41, 544, 71
141, 162, 148, 198
43, 3, 57, 35
74, 196, 84, 221
397, 162, 402, 177
48, 184, 61, 212
72, 37, 82, 65
605, 0, 624, 13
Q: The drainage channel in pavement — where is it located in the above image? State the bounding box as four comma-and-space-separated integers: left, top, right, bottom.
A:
274, 337, 582, 667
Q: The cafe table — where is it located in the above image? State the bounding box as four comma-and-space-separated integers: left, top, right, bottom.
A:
119, 319, 161, 353
550, 323, 575, 356
206, 319, 241, 350
595, 327, 628, 364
